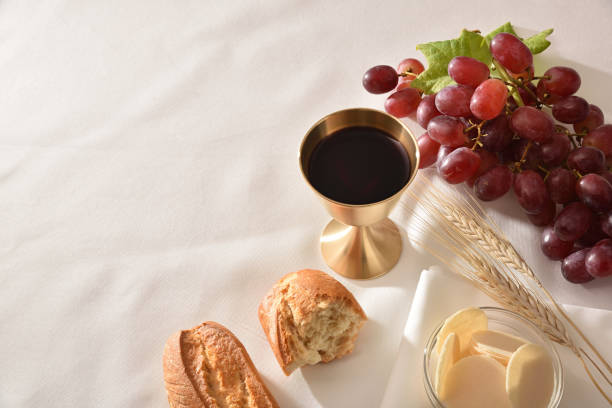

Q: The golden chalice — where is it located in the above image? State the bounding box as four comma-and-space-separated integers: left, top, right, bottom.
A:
299, 108, 419, 279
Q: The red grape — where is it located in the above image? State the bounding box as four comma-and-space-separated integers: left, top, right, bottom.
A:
539, 66, 581, 97
514, 170, 549, 214
447, 56, 490, 87
599, 171, 612, 185
474, 165, 513, 201
490, 33, 533, 73
435, 85, 474, 117
583, 124, 612, 158
510, 106, 554, 143
480, 114, 513, 152
470, 79, 508, 120
417, 132, 441, 169
574, 105, 604, 134
602, 211, 612, 237
416, 94, 441, 129
436, 145, 458, 170
397, 58, 424, 83
562, 248, 595, 283
396, 81, 413, 91
552, 96, 589, 124
577, 217, 608, 247
438, 147, 481, 184
567, 146, 606, 174
541, 226, 574, 260
554, 202, 593, 242
576, 173, 612, 213
541, 131, 571, 167
427, 115, 467, 147
467, 149, 498, 187
546, 168, 577, 204
585, 239, 612, 277
536, 80, 562, 105
527, 199, 556, 226
384, 88, 421, 118
363, 65, 398, 94
517, 83, 538, 106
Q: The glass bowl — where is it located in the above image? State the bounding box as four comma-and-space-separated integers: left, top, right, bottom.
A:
423, 306, 564, 407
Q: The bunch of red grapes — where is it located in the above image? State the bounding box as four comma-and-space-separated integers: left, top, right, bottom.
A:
362, 33, 612, 284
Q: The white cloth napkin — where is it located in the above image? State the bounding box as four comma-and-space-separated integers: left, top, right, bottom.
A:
380, 267, 612, 408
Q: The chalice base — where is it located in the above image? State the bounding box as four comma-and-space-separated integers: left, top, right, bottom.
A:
320, 217, 402, 280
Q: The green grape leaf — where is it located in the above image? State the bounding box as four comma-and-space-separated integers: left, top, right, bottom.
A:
523, 28, 553, 54
410, 30, 492, 94
485, 22, 518, 43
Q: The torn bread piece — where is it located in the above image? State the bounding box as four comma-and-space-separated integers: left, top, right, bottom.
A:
258, 269, 367, 375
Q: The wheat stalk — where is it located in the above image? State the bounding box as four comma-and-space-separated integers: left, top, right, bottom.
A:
403, 175, 612, 404
420, 236, 573, 347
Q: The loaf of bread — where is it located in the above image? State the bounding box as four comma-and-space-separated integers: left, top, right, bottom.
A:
258, 269, 367, 375
163, 321, 279, 408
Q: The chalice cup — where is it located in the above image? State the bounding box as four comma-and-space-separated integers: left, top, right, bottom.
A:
299, 108, 420, 280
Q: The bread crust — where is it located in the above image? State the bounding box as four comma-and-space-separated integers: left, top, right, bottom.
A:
162, 321, 279, 408
258, 269, 367, 375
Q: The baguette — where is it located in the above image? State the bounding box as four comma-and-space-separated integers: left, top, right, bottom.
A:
163, 321, 279, 408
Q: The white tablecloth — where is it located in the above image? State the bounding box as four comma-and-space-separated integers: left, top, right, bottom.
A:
1, 1, 611, 407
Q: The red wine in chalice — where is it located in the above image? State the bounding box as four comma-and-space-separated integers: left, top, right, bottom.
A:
308, 126, 411, 205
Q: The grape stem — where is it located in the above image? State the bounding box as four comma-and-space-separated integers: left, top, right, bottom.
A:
519, 140, 532, 162
569, 137, 578, 148
538, 165, 550, 180
568, 132, 584, 139
399, 71, 418, 78
492, 59, 524, 107
539, 93, 555, 107
538, 101, 553, 109
465, 119, 481, 132
514, 140, 533, 172
503, 80, 538, 104
520, 83, 538, 102
556, 125, 580, 149
468, 120, 487, 151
